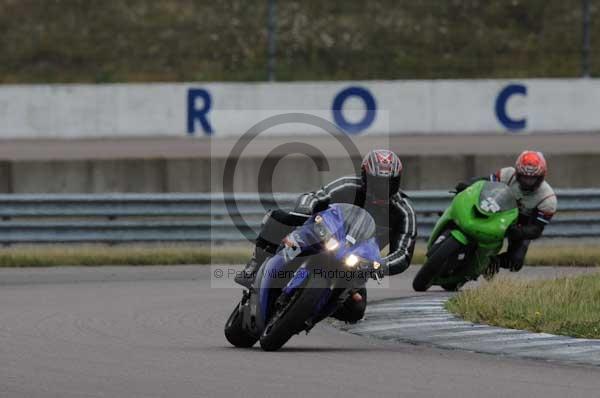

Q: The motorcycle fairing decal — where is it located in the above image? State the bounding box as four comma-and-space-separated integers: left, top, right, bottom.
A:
480, 197, 501, 213
282, 265, 310, 296
282, 233, 302, 262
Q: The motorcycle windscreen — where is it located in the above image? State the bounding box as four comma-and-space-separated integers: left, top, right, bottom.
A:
336, 203, 376, 243
478, 182, 517, 214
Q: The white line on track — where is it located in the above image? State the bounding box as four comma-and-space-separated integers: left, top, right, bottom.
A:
454, 332, 557, 344
424, 328, 524, 340
489, 339, 594, 352
522, 345, 600, 356
352, 320, 473, 333
363, 316, 455, 324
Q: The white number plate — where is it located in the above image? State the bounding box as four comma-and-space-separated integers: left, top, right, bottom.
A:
480, 197, 501, 213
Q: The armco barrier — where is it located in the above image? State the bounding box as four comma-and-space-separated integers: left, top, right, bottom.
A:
0, 190, 596, 243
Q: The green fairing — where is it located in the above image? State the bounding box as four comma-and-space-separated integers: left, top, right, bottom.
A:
427, 181, 519, 286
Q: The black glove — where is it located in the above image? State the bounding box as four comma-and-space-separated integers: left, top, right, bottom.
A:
294, 193, 317, 215
454, 181, 470, 193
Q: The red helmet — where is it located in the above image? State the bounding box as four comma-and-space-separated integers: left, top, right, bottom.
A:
361, 149, 403, 200
515, 150, 547, 192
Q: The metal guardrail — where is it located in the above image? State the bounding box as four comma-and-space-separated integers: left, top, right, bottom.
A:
0, 190, 597, 243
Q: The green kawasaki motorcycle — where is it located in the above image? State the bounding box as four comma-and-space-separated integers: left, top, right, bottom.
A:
413, 180, 519, 292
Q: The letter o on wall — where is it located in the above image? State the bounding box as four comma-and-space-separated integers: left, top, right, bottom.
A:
332, 86, 377, 134
495, 83, 527, 132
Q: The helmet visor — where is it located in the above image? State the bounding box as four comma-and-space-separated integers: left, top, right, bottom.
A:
516, 174, 543, 191
365, 175, 400, 199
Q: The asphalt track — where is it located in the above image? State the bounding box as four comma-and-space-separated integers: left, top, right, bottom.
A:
0, 265, 599, 398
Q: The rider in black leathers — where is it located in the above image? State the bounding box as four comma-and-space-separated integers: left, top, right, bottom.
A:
235, 149, 418, 323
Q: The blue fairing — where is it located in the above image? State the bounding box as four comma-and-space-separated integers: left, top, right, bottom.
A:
315, 205, 380, 263
258, 253, 287, 324
257, 204, 381, 324
282, 266, 310, 296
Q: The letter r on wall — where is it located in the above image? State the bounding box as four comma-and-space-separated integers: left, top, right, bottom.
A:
187, 88, 213, 135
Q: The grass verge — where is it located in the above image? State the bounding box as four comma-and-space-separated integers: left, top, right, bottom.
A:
0, 241, 597, 268
0, 245, 252, 267
524, 244, 600, 267
446, 273, 600, 339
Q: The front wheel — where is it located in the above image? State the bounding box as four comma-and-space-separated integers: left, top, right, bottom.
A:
413, 235, 463, 292
224, 297, 258, 348
259, 274, 329, 351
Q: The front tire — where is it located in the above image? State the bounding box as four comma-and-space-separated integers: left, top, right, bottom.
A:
413, 235, 463, 292
259, 274, 329, 351
224, 298, 258, 348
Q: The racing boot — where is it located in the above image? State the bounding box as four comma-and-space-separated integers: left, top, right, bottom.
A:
484, 253, 513, 280
234, 245, 271, 288
483, 256, 500, 281
331, 287, 367, 324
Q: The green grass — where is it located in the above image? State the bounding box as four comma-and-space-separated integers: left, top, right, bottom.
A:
0, 0, 594, 83
0, 245, 252, 267
524, 244, 600, 267
0, 241, 597, 268
446, 273, 600, 339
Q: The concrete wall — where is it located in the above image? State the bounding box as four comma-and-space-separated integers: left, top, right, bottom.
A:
0, 154, 596, 194
4, 79, 600, 139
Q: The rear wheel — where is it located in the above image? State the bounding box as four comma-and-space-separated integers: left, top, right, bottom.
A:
224, 296, 258, 348
413, 235, 463, 292
259, 274, 329, 351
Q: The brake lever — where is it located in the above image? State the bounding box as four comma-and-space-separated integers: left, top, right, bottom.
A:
374, 272, 382, 285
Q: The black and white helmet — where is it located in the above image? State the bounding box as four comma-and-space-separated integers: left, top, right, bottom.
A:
360, 149, 403, 202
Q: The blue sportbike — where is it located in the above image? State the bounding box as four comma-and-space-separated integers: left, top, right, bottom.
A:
224, 203, 382, 351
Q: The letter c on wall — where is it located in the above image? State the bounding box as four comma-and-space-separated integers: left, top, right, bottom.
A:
495, 84, 527, 132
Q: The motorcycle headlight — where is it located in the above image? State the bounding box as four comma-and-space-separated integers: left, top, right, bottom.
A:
344, 255, 380, 269
344, 254, 360, 267
325, 238, 340, 251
